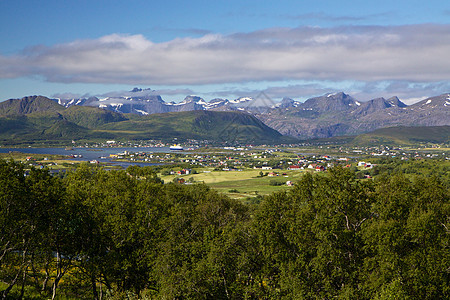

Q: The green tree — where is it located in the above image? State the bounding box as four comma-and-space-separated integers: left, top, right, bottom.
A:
361, 174, 450, 299
64, 164, 166, 298
152, 183, 251, 299
254, 167, 374, 298
0, 159, 29, 299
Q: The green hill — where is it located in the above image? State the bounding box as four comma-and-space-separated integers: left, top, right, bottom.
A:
352, 125, 450, 146
0, 96, 65, 116
98, 110, 291, 144
60, 106, 127, 129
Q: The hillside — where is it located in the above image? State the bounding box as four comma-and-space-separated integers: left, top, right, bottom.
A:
351, 125, 450, 146
60, 106, 127, 129
97, 110, 291, 144
0, 95, 65, 116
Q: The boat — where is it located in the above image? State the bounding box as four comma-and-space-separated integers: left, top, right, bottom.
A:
170, 144, 183, 151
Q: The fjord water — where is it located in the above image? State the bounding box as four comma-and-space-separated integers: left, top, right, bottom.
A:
0, 147, 171, 167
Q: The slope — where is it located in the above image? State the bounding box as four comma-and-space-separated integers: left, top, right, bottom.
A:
352, 125, 450, 146
97, 110, 291, 144
0, 95, 65, 116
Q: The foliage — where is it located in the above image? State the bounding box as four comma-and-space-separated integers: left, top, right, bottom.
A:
0, 160, 448, 299
268, 179, 284, 186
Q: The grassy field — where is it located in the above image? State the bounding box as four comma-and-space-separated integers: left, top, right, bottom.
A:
0, 152, 83, 170
160, 168, 309, 199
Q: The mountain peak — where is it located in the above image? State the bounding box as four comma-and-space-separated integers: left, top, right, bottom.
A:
301, 92, 357, 112
130, 87, 152, 93
183, 95, 204, 103
0, 95, 65, 116
326, 91, 348, 98
279, 97, 296, 108
386, 96, 407, 108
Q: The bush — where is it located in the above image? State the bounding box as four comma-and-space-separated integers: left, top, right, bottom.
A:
269, 180, 284, 186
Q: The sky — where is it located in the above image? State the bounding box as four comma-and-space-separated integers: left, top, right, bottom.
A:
1, 0, 450, 104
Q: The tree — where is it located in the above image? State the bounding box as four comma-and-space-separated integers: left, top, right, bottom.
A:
64, 164, 166, 298
361, 174, 450, 299
0, 160, 31, 299
152, 183, 251, 299
253, 167, 375, 298
0, 161, 78, 299
23, 166, 83, 300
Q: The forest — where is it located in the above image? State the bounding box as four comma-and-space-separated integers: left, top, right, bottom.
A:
0, 158, 449, 299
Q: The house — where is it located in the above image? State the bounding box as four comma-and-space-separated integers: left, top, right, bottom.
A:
261, 166, 273, 170
177, 169, 192, 175
175, 178, 186, 184
288, 165, 301, 170
315, 165, 325, 172
267, 172, 278, 177
358, 161, 373, 168
286, 181, 294, 186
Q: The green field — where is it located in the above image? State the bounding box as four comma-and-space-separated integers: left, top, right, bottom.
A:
160, 168, 309, 199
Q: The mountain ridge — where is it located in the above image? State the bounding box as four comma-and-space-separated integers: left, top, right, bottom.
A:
259, 92, 449, 139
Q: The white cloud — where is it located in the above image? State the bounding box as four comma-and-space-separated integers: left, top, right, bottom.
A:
1, 25, 450, 86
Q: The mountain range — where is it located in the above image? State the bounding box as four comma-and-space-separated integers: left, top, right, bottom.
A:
55, 88, 254, 115
259, 92, 450, 139
1, 90, 449, 143
52, 89, 450, 139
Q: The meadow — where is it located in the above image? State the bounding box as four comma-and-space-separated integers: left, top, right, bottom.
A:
160, 168, 307, 199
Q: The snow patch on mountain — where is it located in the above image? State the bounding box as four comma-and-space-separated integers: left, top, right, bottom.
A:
135, 109, 149, 115
230, 97, 253, 104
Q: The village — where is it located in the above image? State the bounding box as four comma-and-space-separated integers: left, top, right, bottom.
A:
2, 141, 447, 200
103, 144, 448, 198
109, 143, 449, 170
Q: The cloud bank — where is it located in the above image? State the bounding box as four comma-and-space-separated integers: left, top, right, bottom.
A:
2, 24, 450, 87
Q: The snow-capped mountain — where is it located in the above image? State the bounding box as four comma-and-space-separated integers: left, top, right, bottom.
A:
259, 92, 449, 139
55, 88, 258, 115
49, 89, 449, 139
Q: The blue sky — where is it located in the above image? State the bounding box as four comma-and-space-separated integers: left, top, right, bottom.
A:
1, 0, 450, 103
